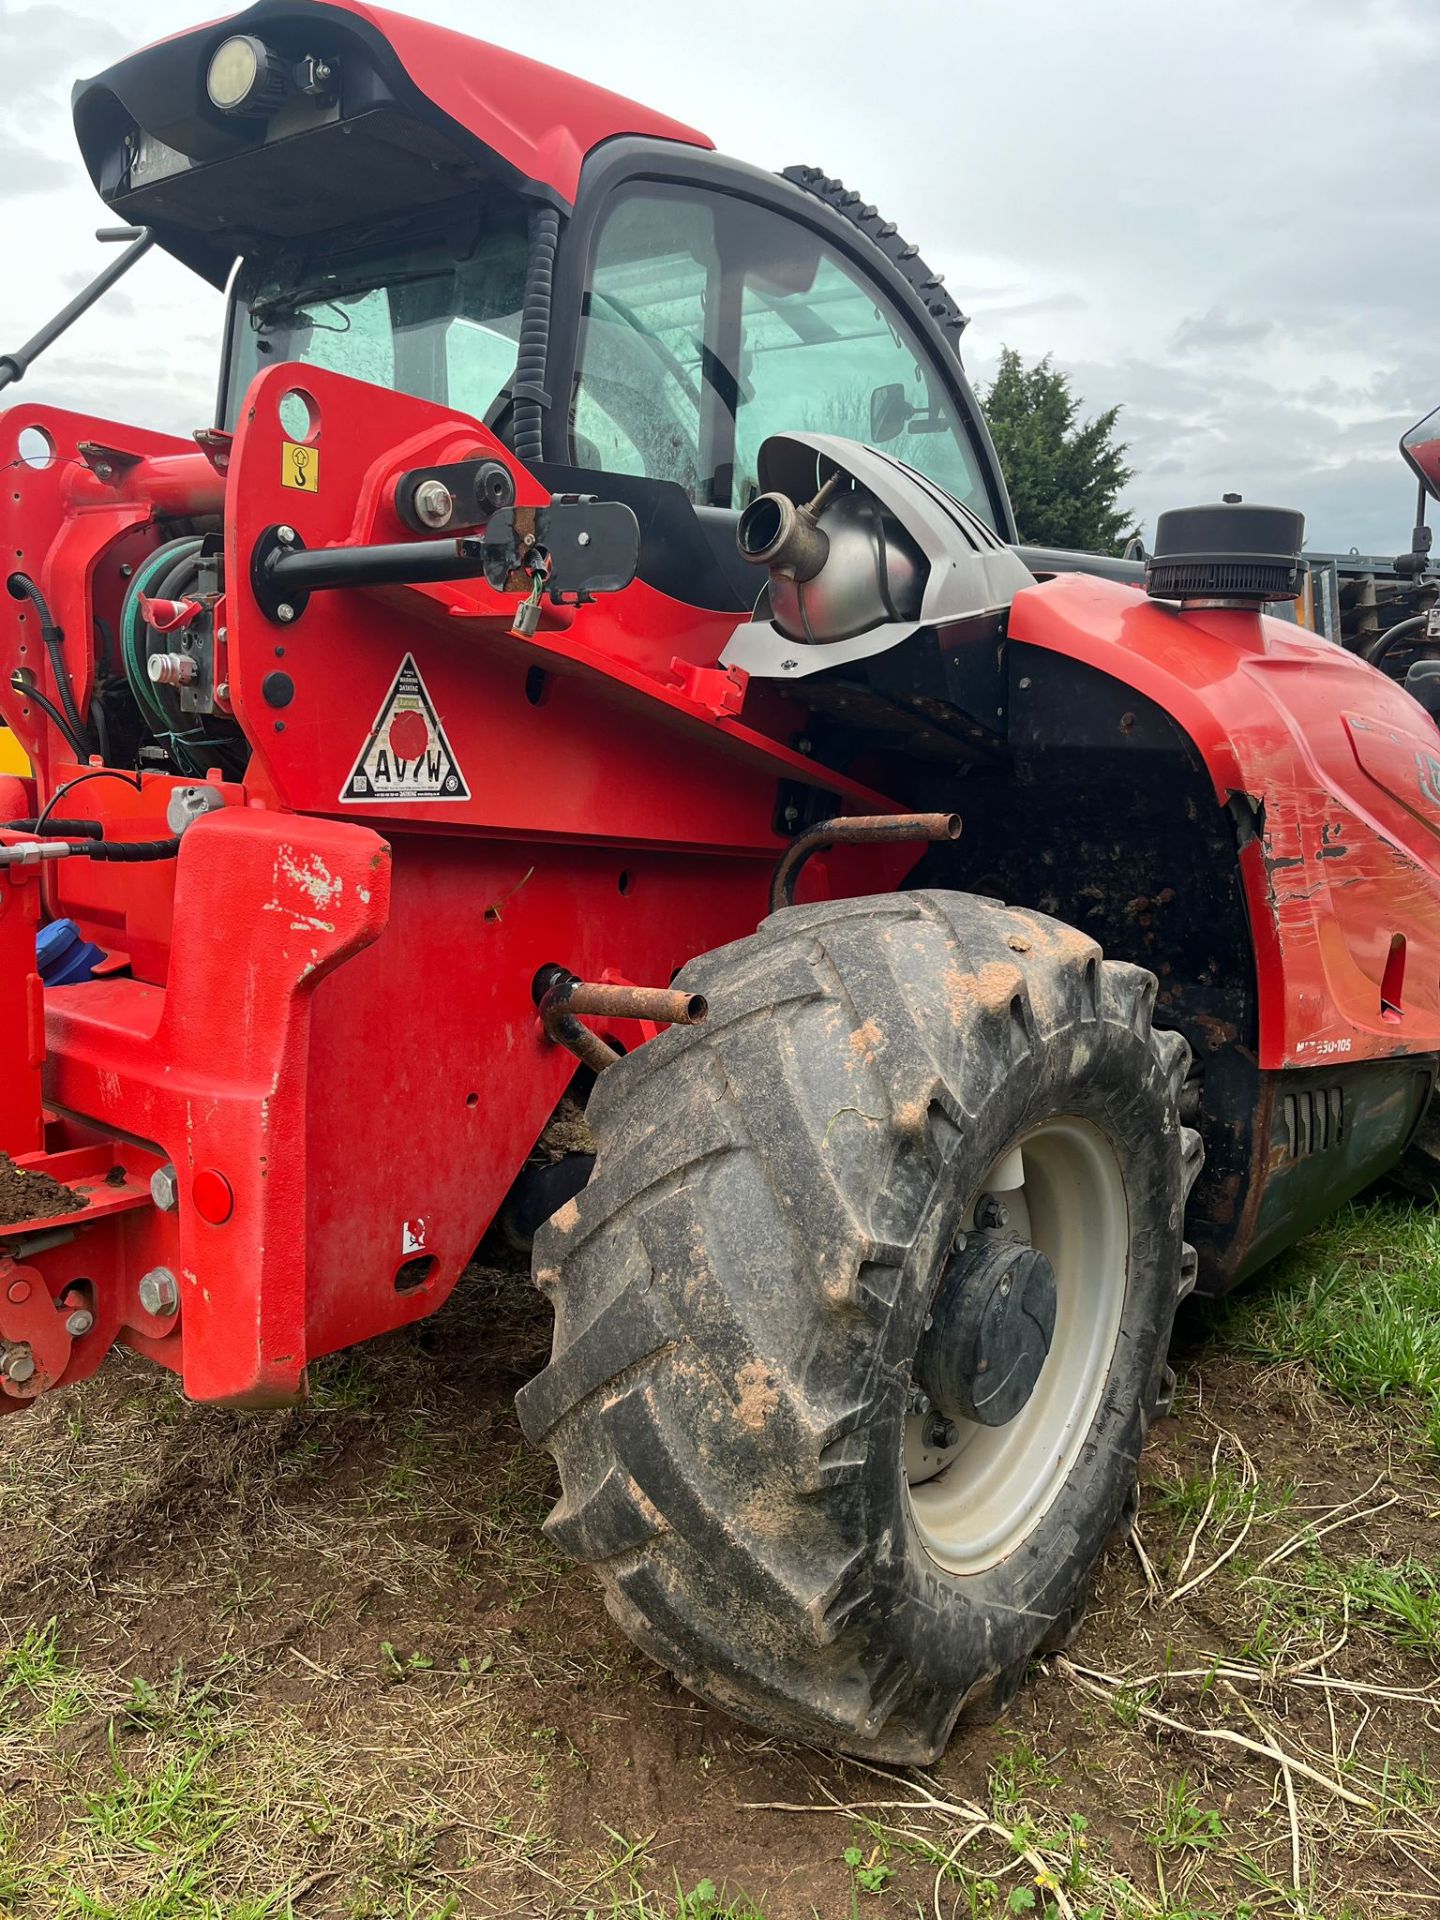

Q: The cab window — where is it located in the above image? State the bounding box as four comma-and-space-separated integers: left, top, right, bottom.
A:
571, 184, 993, 525
572, 192, 720, 499
733, 247, 986, 515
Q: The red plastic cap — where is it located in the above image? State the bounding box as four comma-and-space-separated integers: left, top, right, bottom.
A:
192, 1168, 234, 1225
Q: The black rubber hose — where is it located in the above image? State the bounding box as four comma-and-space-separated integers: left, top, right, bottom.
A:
512, 204, 561, 466
0, 839, 173, 865
85, 837, 179, 862
7, 672, 89, 760
7, 573, 90, 750
1, 818, 103, 837
1367, 614, 1431, 670
93, 614, 117, 677
90, 687, 112, 766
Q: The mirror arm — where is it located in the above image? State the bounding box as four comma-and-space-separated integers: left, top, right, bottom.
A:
0, 227, 154, 395
1396, 480, 1434, 580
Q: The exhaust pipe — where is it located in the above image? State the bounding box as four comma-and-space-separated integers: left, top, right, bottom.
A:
737, 476, 840, 581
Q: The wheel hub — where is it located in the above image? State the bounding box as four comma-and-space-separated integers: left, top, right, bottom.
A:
916, 1233, 1057, 1427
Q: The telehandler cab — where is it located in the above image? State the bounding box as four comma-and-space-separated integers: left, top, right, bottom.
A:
3, 1, 1440, 1760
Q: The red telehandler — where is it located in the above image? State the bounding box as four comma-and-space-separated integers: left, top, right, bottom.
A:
2, 2, 1440, 1761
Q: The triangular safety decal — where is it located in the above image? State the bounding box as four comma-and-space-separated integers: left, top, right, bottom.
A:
340, 653, 470, 804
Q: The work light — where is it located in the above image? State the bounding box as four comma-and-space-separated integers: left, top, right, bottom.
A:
206, 34, 288, 115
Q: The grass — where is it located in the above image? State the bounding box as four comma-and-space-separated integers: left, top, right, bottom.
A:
1213, 1196, 1440, 1445
3, 1215, 1440, 1916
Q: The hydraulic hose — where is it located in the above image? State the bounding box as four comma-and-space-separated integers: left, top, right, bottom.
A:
7, 573, 89, 751
0, 835, 178, 871
7, 671, 89, 760
1, 818, 103, 837
511, 204, 561, 466
1367, 613, 1432, 671
119, 537, 207, 771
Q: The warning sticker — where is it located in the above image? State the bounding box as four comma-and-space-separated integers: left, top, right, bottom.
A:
282, 440, 319, 491
341, 653, 470, 804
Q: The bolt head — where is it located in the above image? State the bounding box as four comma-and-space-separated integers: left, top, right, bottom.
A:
150, 1165, 179, 1212
65, 1309, 94, 1338
576, 530, 592, 547
137, 1267, 179, 1318
974, 1192, 1010, 1232
1, 1343, 36, 1384
277, 603, 296, 624
413, 478, 455, 529
277, 525, 297, 546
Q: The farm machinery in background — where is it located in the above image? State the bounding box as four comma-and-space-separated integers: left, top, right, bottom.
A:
4, 0, 1440, 1761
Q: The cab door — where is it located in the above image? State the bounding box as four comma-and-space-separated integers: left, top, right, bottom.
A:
545, 142, 1014, 541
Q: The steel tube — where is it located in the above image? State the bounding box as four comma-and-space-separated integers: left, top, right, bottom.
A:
565, 982, 707, 1026
769, 811, 962, 915
535, 971, 708, 1074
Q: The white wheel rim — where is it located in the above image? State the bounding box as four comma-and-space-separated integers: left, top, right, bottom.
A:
905, 1116, 1129, 1575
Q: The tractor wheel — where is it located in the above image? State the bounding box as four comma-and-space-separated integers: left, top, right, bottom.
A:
517, 891, 1202, 1760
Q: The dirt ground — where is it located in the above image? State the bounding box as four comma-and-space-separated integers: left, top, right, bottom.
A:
1, 1228, 1438, 1919
0, 1154, 86, 1228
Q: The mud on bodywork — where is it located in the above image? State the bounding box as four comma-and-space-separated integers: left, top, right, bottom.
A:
903, 647, 1437, 1292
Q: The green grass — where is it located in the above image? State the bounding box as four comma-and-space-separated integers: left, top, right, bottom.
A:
84, 1736, 241, 1860
1213, 1199, 1440, 1447
1151, 1777, 1224, 1856
0, 1617, 91, 1729
1263, 1552, 1440, 1660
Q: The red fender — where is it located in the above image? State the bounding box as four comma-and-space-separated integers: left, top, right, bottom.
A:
1009, 573, 1440, 1069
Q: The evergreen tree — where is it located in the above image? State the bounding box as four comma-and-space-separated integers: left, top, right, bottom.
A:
982, 348, 1137, 552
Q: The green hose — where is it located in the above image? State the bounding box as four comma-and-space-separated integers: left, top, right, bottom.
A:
119, 538, 206, 769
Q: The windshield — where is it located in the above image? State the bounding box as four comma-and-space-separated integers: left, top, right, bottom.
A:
224, 200, 530, 433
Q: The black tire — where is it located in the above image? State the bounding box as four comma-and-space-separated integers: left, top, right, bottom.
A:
517, 891, 1201, 1760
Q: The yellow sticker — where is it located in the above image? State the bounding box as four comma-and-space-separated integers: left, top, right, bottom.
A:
282, 441, 319, 492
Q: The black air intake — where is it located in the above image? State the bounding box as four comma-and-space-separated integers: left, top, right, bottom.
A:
1146, 498, 1305, 605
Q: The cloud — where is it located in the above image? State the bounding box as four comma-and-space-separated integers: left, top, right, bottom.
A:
1172, 309, 1274, 354
0, 129, 62, 191
0, 4, 125, 93
0, 0, 1434, 560
974, 293, 1089, 327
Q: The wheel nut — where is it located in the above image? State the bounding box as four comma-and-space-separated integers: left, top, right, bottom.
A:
65, 1309, 94, 1338
413, 479, 455, 528
1, 1343, 36, 1384
906, 1384, 931, 1417
974, 1192, 1009, 1231
138, 1267, 179, 1318
150, 1164, 180, 1212
923, 1411, 959, 1451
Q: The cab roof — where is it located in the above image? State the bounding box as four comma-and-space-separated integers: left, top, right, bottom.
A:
73, 0, 713, 285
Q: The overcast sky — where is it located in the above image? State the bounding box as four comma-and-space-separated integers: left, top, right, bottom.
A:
1, 0, 1435, 552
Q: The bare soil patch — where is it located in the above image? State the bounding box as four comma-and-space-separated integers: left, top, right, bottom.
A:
0, 1237, 1437, 1917
0, 1153, 87, 1227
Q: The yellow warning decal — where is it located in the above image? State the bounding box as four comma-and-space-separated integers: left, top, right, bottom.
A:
282, 441, 319, 492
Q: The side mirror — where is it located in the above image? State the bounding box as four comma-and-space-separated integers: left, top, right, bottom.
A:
1401, 404, 1440, 501
869, 383, 913, 445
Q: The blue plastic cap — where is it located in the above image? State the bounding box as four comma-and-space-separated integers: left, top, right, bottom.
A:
36, 917, 104, 987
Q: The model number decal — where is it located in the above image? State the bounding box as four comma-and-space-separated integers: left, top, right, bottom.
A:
1294, 1037, 1353, 1056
